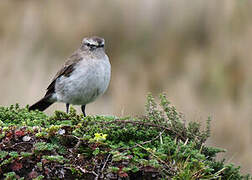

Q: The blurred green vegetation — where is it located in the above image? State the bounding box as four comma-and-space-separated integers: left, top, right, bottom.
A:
0, 95, 250, 179
0, 0, 251, 174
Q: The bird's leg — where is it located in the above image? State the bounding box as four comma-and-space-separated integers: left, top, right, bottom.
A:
81, 105, 86, 117
66, 103, 70, 114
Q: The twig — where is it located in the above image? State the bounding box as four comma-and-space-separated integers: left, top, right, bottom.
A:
160, 131, 163, 144
99, 154, 111, 179
118, 130, 165, 151
101, 154, 111, 173
74, 139, 82, 150
76, 166, 87, 174
92, 170, 99, 180
75, 166, 99, 179
10, 141, 32, 149
64, 134, 81, 140
136, 143, 175, 176
64, 135, 82, 150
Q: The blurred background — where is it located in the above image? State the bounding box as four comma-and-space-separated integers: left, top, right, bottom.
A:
0, 0, 251, 174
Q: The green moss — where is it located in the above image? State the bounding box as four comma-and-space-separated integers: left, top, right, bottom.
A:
1, 157, 14, 167
42, 155, 68, 163
34, 142, 59, 153
36, 162, 43, 170
0, 93, 250, 179
0, 104, 48, 127
20, 152, 33, 158
3, 172, 17, 180
108, 166, 120, 173
9, 152, 19, 158
0, 151, 8, 159
33, 175, 44, 180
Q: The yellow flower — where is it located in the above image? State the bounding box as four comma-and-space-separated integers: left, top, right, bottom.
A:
93, 133, 107, 141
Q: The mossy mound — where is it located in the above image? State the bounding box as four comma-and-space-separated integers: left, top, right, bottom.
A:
0, 94, 250, 180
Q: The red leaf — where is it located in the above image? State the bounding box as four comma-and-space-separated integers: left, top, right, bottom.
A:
127, 155, 133, 159
41, 159, 49, 165
15, 130, 25, 137
89, 143, 100, 150
143, 166, 157, 172
118, 171, 128, 178
44, 167, 51, 175
12, 162, 23, 171
29, 171, 38, 179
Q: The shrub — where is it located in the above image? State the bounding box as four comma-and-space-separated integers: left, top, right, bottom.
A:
0, 94, 250, 179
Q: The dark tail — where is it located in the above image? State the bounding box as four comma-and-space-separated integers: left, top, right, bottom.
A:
29, 96, 54, 112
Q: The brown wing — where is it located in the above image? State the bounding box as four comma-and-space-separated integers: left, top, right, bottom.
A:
45, 50, 83, 97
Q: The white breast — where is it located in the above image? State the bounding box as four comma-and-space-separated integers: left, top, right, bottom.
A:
55, 56, 111, 105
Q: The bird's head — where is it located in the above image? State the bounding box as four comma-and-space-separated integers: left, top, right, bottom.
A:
81, 36, 105, 51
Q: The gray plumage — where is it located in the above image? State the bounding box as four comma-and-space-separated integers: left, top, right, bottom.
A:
29, 36, 111, 116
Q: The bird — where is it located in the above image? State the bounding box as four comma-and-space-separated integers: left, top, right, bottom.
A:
29, 36, 111, 117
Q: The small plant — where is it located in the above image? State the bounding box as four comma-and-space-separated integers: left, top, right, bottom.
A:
91, 133, 108, 142
42, 155, 68, 164
0, 151, 8, 159
34, 142, 58, 152
4, 172, 17, 180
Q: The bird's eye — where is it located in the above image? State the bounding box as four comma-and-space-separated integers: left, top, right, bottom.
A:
86, 43, 96, 48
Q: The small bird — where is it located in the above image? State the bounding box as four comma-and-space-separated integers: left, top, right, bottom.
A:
29, 36, 111, 116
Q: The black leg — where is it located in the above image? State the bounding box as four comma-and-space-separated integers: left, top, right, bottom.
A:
66, 103, 69, 114
81, 105, 86, 117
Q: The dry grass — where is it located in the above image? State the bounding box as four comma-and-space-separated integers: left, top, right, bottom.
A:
0, 0, 251, 174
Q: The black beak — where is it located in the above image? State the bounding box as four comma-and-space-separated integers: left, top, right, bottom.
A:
97, 44, 104, 48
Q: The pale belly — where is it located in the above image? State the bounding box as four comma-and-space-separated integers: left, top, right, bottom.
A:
54, 59, 111, 105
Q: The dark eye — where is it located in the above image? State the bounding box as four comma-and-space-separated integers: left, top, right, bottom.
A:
86, 43, 96, 48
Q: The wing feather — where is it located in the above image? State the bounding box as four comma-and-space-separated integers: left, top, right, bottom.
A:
44, 50, 83, 97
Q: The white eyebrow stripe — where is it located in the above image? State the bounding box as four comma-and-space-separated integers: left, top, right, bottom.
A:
87, 39, 100, 46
